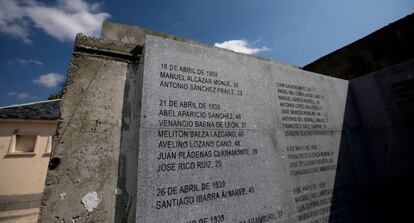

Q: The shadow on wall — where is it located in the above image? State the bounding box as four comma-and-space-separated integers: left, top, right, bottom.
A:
115, 62, 142, 222
330, 59, 414, 222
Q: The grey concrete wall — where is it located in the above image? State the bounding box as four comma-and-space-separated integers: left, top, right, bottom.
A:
332, 59, 414, 222
39, 34, 141, 222
303, 13, 414, 80
40, 22, 209, 223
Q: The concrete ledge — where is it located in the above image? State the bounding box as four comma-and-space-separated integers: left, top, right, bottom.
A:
102, 21, 200, 46
74, 34, 142, 62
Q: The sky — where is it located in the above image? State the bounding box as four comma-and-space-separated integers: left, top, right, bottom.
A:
0, 0, 413, 107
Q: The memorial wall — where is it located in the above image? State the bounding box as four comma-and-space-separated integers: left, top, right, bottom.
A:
39, 22, 413, 223
136, 35, 348, 222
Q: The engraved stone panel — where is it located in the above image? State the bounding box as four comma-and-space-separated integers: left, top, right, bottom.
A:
136, 35, 348, 223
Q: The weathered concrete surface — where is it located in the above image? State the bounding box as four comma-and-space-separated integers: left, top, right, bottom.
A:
304, 13, 414, 80
39, 34, 141, 222
75, 34, 140, 61
101, 21, 200, 46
